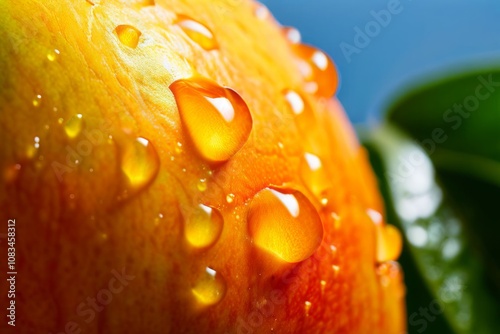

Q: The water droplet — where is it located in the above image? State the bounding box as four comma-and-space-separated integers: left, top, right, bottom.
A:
304, 301, 312, 316
184, 204, 223, 248
226, 193, 235, 203
248, 187, 323, 263
192, 267, 226, 305
320, 280, 326, 295
292, 44, 338, 98
330, 244, 337, 257
26, 137, 40, 159
176, 15, 217, 51
376, 224, 403, 263
115, 25, 141, 48
300, 152, 329, 198
57, 118, 64, 125
376, 261, 401, 288
175, 142, 183, 154
170, 76, 253, 163
197, 178, 207, 192
32, 95, 42, 107
282, 26, 301, 44
64, 114, 84, 139
332, 265, 340, 277
254, 3, 270, 20
47, 49, 60, 61
284, 90, 305, 115
120, 137, 160, 193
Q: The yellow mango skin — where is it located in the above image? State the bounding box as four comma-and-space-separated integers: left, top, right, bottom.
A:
0, 1, 405, 333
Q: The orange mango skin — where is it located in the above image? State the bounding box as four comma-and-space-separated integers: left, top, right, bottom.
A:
0, 0, 406, 333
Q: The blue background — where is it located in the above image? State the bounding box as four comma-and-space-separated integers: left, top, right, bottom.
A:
261, 0, 500, 124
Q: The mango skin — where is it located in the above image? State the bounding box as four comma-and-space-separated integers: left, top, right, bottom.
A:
0, 0, 406, 333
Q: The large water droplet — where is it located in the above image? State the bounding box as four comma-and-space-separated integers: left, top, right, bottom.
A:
248, 187, 323, 263
192, 267, 226, 305
292, 44, 338, 98
115, 25, 141, 48
176, 15, 218, 51
120, 137, 160, 193
64, 114, 84, 139
170, 77, 253, 163
184, 204, 223, 248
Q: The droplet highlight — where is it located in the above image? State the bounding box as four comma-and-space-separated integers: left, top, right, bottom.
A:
184, 204, 224, 248
248, 187, 323, 263
304, 301, 312, 316
120, 137, 160, 193
32, 95, 42, 107
176, 15, 218, 51
292, 44, 338, 97
300, 152, 329, 198
192, 267, 227, 305
170, 76, 253, 163
115, 25, 141, 48
282, 26, 301, 44
64, 114, 83, 139
368, 209, 403, 262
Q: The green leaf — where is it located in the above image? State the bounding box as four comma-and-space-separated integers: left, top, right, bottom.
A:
387, 69, 500, 299
361, 124, 500, 334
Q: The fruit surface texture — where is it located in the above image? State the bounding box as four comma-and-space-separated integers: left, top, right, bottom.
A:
0, 0, 405, 333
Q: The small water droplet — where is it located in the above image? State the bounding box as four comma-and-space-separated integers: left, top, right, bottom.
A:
284, 90, 305, 115
332, 265, 340, 278
170, 76, 253, 163
197, 178, 207, 192
26, 137, 40, 159
292, 44, 338, 98
57, 118, 64, 124
248, 187, 323, 263
377, 224, 403, 263
175, 141, 183, 154
184, 204, 224, 248
376, 261, 401, 288
282, 26, 301, 44
330, 244, 337, 257
192, 267, 226, 305
32, 95, 42, 107
226, 193, 235, 203
120, 137, 160, 194
304, 301, 312, 316
254, 3, 270, 20
300, 152, 329, 198
176, 15, 218, 51
115, 25, 141, 48
64, 114, 84, 139
320, 280, 326, 295
47, 49, 60, 61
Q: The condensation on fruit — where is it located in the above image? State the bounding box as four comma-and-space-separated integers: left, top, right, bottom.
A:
115, 25, 141, 49
254, 2, 270, 20
26, 136, 40, 159
367, 209, 403, 262
32, 94, 42, 107
304, 301, 312, 316
284, 90, 305, 115
247, 187, 323, 263
292, 43, 338, 98
120, 137, 160, 194
184, 204, 223, 248
47, 49, 60, 62
376, 261, 402, 290
300, 152, 329, 199
282, 26, 301, 44
170, 77, 253, 163
332, 264, 340, 278
176, 15, 218, 51
64, 114, 83, 139
192, 267, 226, 305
